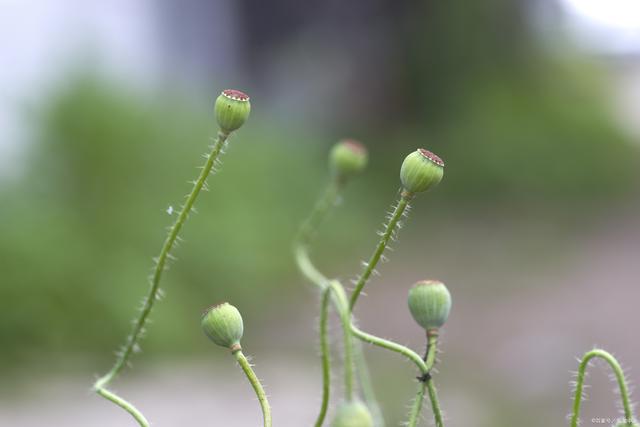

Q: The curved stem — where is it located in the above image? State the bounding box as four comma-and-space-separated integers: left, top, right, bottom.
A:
294, 245, 328, 288
570, 349, 636, 427
294, 180, 385, 424
235, 350, 272, 427
351, 324, 428, 374
315, 287, 332, 427
294, 181, 341, 289
95, 387, 149, 427
349, 192, 412, 310
94, 131, 230, 417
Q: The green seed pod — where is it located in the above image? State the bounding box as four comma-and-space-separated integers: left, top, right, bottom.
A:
214, 89, 251, 133
201, 302, 244, 350
400, 148, 444, 194
330, 139, 368, 179
331, 401, 373, 427
408, 280, 452, 332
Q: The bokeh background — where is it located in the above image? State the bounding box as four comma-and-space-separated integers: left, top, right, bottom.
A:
2, 1, 640, 426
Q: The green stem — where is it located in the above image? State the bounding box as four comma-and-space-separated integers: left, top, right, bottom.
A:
294, 245, 328, 288
235, 350, 272, 427
426, 380, 444, 427
353, 340, 385, 427
293, 181, 341, 289
407, 383, 427, 427
407, 334, 439, 427
329, 281, 355, 400
94, 131, 230, 420
95, 387, 149, 427
570, 349, 636, 427
349, 192, 412, 310
294, 180, 384, 424
315, 287, 332, 427
351, 324, 428, 374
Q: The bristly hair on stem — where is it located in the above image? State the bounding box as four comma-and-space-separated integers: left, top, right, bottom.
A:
315, 287, 332, 427
94, 128, 233, 425
234, 350, 272, 427
349, 191, 413, 310
293, 155, 385, 426
570, 349, 637, 427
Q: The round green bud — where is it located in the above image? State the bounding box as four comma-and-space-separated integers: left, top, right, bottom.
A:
201, 302, 244, 350
330, 139, 368, 179
400, 148, 444, 194
214, 89, 251, 133
331, 401, 373, 427
408, 280, 452, 332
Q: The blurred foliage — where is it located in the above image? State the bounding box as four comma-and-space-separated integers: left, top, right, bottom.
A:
385, 0, 640, 203
2, 30, 640, 369
0, 76, 379, 368
427, 68, 639, 203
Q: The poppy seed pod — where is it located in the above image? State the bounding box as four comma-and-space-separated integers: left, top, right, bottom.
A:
214, 89, 251, 133
330, 139, 368, 179
331, 401, 373, 427
408, 280, 452, 332
400, 149, 444, 194
201, 302, 244, 350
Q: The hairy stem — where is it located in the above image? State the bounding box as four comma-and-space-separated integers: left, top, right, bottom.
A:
94, 131, 230, 419
95, 387, 149, 427
349, 192, 412, 310
294, 180, 384, 424
329, 281, 356, 400
351, 324, 428, 374
315, 287, 332, 427
426, 380, 444, 427
235, 350, 272, 427
407, 383, 427, 427
407, 334, 439, 427
570, 349, 636, 427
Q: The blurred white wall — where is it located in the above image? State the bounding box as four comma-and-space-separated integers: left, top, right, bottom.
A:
0, 0, 162, 179
0, 0, 243, 181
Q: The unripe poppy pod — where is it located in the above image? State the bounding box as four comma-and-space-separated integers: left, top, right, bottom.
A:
330, 139, 368, 179
214, 89, 251, 133
201, 302, 244, 350
408, 280, 452, 331
400, 149, 444, 194
331, 401, 373, 427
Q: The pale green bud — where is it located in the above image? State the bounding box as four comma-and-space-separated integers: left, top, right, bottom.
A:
400, 149, 444, 194
330, 139, 368, 179
408, 280, 452, 332
201, 302, 244, 350
214, 89, 251, 133
331, 401, 373, 427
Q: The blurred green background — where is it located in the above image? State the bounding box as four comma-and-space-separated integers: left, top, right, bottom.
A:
1, 1, 640, 426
